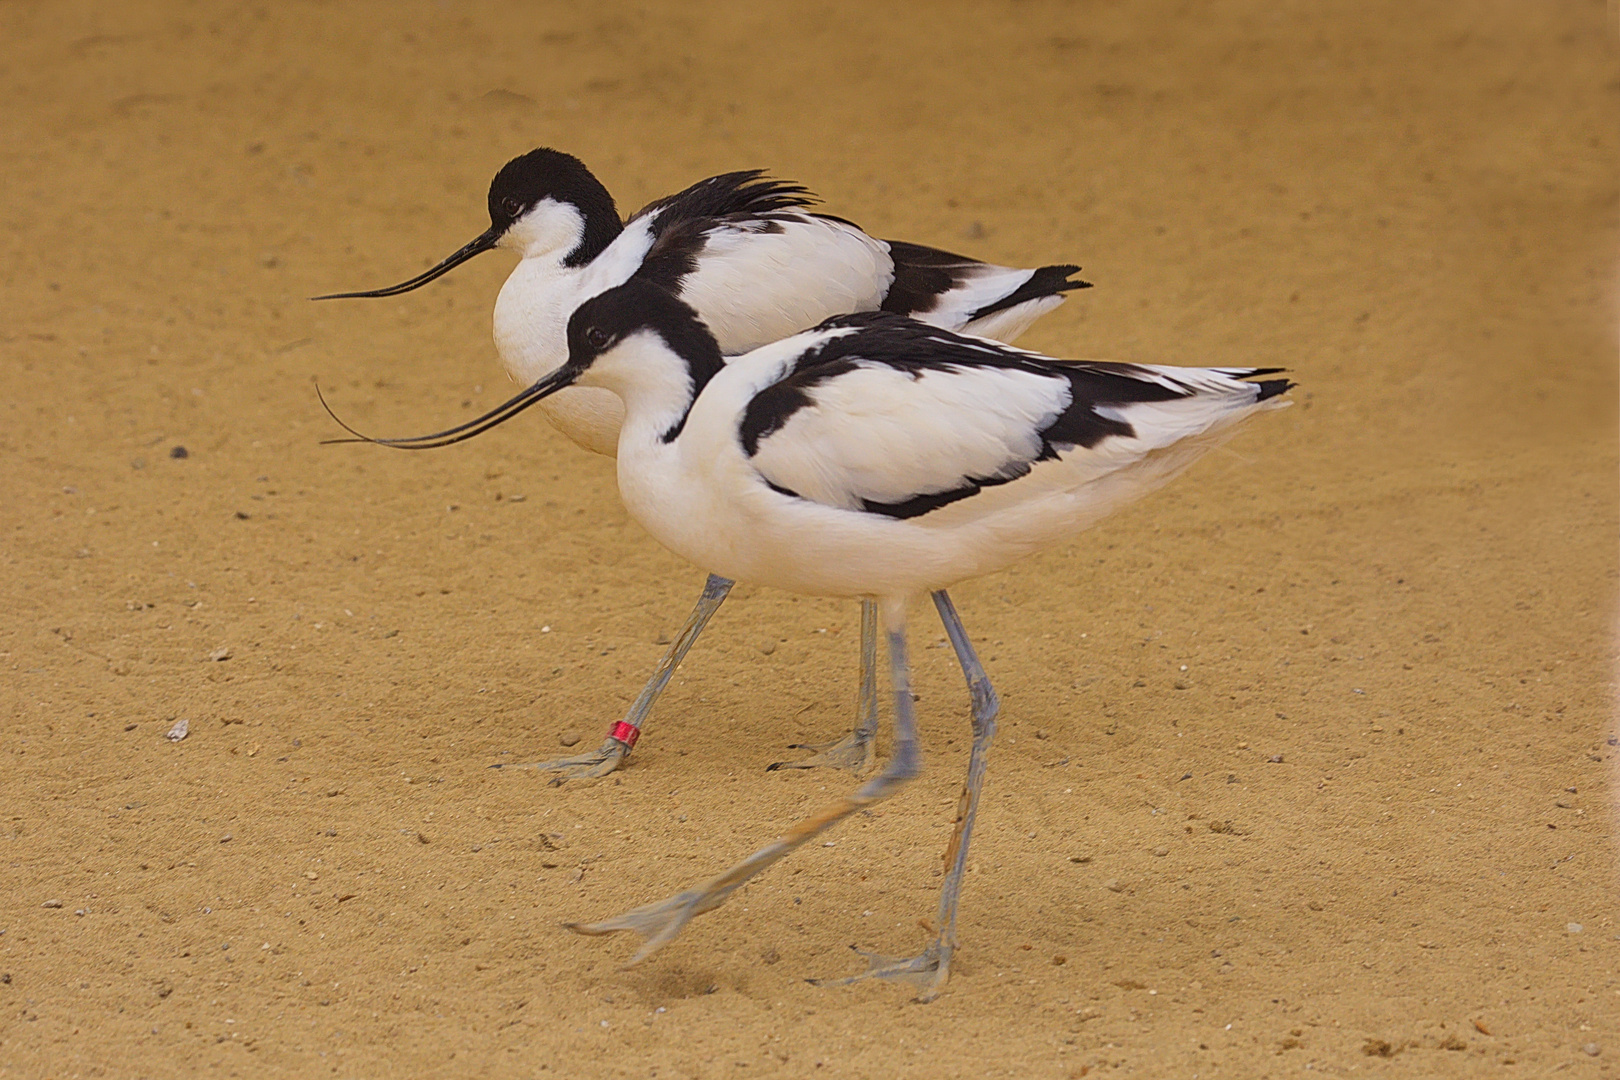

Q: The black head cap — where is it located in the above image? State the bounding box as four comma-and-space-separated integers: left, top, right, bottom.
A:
565, 279, 723, 384
487, 148, 621, 265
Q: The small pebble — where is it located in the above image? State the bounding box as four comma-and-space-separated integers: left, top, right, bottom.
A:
1584, 1043, 1600, 1057
758, 640, 776, 655
1268, 754, 1284, 763
1151, 847, 1168, 857
1173, 679, 1190, 690
169, 445, 188, 459
1567, 922, 1583, 934
559, 730, 582, 747
760, 946, 780, 965
219, 835, 232, 844
1103, 879, 1123, 893
165, 719, 189, 742
207, 646, 231, 662
42, 899, 63, 909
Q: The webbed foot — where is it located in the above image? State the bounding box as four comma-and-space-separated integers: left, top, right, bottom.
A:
809, 940, 953, 1002
493, 737, 628, 781
564, 886, 726, 965
766, 728, 875, 773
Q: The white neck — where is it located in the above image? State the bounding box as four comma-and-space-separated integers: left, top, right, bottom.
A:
497, 198, 590, 261
575, 329, 702, 450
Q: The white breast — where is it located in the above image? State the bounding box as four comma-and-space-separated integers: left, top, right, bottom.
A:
492, 255, 626, 456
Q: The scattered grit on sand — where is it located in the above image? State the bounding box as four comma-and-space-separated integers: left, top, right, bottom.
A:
2, 2, 1616, 1077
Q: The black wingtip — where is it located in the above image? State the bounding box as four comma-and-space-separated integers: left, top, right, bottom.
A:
963, 263, 1093, 322
1252, 373, 1295, 402
1041, 264, 1092, 294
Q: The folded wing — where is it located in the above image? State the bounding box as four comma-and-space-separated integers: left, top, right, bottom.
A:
740, 315, 1287, 523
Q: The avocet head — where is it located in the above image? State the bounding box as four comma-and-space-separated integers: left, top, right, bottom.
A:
313, 148, 620, 300
319, 279, 720, 451
558, 279, 723, 395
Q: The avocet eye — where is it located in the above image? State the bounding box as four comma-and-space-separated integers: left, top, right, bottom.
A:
500, 195, 524, 217
585, 326, 611, 349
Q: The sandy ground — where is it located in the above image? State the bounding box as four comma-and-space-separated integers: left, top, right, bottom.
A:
2, 2, 1617, 1077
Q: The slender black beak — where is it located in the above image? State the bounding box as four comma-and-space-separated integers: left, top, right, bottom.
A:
316, 366, 577, 449
311, 227, 500, 300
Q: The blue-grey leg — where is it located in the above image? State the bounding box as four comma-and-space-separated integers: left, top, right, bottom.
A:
565, 596, 923, 964
768, 599, 879, 772
497, 573, 735, 779
812, 587, 997, 1002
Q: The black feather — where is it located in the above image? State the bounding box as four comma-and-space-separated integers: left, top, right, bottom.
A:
881, 240, 1089, 321
965, 263, 1092, 322
631, 170, 819, 224
632, 171, 820, 294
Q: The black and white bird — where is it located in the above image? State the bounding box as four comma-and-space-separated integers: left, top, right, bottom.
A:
318, 148, 1090, 777
324, 278, 1293, 999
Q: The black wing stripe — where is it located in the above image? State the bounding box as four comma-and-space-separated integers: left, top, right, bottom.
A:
880, 240, 975, 317
740, 381, 815, 457
858, 465, 1030, 520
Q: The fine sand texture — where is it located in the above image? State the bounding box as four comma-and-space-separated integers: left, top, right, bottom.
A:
2, 2, 1616, 1077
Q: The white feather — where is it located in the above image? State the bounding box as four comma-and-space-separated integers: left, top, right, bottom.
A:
750, 363, 1072, 509
914, 264, 1039, 330
957, 293, 1066, 343
674, 215, 892, 354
